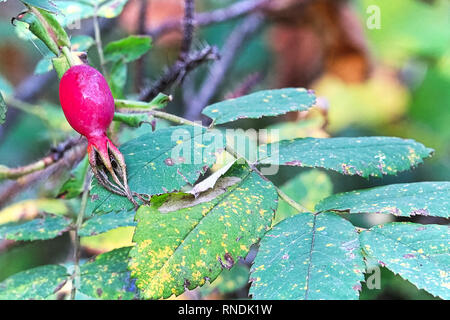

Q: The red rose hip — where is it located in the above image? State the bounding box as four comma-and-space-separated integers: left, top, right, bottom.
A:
59, 64, 137, 206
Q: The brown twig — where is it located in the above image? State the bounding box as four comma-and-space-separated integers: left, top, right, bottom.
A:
184, 14, 265, 121
139, 46, 219, 101
0, 137, 84, 181
0, 139, 87, 208
179, 0, 195, 60
147, 0, 270, 40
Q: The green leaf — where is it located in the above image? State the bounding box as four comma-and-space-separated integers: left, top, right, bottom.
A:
88, 125, 225, 214
258, 137, 433, 178
274, 170, 332, 225
21, 0, 58, 13
58, 156, 89, 199
316, 181, 450, 218
0, 91, 6, 125
0, 265, 69, 300
104, 35, 152, 63
79, 247, 137, 300
250, 212, 365, 300
79, 210, 136, 237
202, 88, 316, 125
129, 162, 278, 299
360, 222, 450, 299
0, 215, 72, 241
108, 60, 127, 98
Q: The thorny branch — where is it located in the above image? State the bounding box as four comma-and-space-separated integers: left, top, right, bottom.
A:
0, 137, 85, 181
139, 0, 218, 102
139, 46, 219, 101
0, 139, 87, 207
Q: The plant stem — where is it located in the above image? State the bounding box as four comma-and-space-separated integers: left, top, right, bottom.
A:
70, 171, 90, 300
93, 4, 107, 76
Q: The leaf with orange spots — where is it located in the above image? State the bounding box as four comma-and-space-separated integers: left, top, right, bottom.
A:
316, 182, 450, 218
258, 136, 433, 178
250, 212, 365, 300
202, 88, 316, 125
88, 125, 225, 214
360, 223, 450, 299
129, 162, 278, 299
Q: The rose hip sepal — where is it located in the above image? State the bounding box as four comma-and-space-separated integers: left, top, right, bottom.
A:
59, 64, 137, 207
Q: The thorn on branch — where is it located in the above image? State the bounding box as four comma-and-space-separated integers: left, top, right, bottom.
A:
139, 46, 220, 102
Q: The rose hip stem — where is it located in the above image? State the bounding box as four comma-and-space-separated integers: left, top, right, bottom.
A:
59, 64, 138, 207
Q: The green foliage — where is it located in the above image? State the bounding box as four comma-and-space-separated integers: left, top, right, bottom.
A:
0, 214, 72, 241
250, 212, 365, 300
360, 223, 449, 299
0, 265, 68, 300
202, 88, 316, 125
79, 247, 137, 300
129, 163, 277, 299
258, 137, 433, 178
104, 36, 152, 63
88, 125, 224, 214
316, 182, 450, 218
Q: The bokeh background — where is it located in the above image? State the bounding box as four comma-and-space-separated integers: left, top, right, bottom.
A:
0, 0, 449, 299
